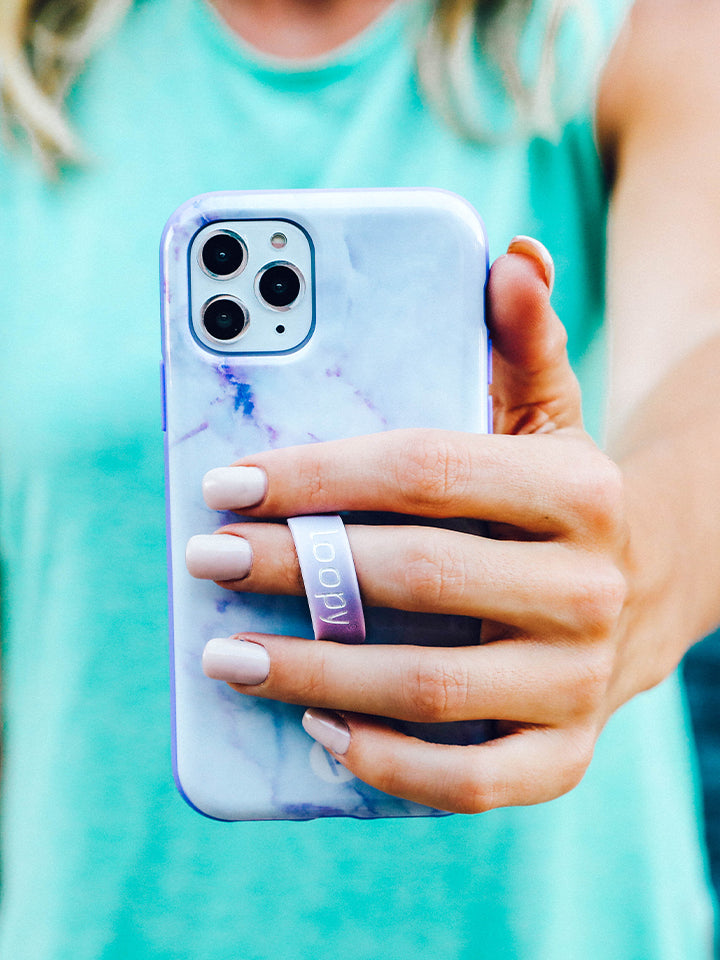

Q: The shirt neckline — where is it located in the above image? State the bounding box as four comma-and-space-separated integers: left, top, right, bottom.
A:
191, 0, 423, 83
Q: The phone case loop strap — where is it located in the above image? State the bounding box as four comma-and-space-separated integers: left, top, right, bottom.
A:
287, 515, 366, 644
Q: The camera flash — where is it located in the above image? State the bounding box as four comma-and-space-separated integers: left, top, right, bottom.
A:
270, 232, 287, 250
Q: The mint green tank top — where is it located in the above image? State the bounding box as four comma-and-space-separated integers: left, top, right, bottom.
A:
0, 1, 714, 957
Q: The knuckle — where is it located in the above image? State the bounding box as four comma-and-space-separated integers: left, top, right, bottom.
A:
292, 656, 328, 704
449, 770, 500, 815
599, 455, 625, 507
372, 752, 413, 800
567, 453, 625, 540
279, 539, 305, 592
292, 455, 330, 509
401, 540, 467, 610
563, 647, 615, 719
555, 729, 596, 796
392, 430, 471, 512
402, 655, 471, 723
566, 560, 626, 637
593, 458, 625, 534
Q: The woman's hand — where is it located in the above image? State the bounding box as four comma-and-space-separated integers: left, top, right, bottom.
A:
186, 242, 640, 815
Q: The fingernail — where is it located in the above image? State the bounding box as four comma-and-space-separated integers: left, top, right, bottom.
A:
202, 637, 270, 685
302, 709, 350, 756
186, 534, 252, 581
202, 466, 268, 510
507, 235, 555, 294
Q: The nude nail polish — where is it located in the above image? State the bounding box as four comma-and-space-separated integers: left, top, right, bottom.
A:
302, 709, 351, 756
186, 534, 252, 580
202, 637, 270, 685
202, 466, 268, 510
507, 235, 555, 294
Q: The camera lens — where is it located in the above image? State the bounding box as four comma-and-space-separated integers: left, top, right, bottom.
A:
200, 231, 246, 278
257, 263, 302, 310
202, 297, 248, 342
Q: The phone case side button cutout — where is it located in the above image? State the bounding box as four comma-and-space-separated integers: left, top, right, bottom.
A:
160, 361, 167, 432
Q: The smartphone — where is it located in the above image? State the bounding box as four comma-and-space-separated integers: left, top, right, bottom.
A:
161, 188, 492, 821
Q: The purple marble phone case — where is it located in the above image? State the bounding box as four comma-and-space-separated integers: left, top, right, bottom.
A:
161, 188, 491, 820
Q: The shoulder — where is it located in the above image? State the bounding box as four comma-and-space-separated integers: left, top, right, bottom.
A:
596, 0, 720, 166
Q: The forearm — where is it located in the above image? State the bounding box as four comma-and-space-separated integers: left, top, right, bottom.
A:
610, 336, 720, 703
595, 2, 720, 696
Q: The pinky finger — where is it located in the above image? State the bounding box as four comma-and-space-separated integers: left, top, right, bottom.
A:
302, 711, 593, 814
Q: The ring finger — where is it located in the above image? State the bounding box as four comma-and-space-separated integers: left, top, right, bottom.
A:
202, 632, 600, 726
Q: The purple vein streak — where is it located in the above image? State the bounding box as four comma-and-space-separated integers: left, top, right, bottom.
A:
173, 421, 209, 445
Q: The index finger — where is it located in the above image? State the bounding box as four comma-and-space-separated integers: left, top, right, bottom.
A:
203, 427, 597, 534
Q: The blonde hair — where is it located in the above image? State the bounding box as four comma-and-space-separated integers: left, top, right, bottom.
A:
0, 0, 131, 163
0, 0, 595, 167
418, 0, 599, 142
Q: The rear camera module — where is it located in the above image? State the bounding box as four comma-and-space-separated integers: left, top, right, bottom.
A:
201, 296, 249, 343
256, 262, 303, 311
200, 230, 247, 279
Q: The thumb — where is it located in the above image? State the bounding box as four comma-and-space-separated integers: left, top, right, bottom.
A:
488, 236, 584, 435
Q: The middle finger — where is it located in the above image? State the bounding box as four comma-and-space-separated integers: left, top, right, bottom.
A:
187, 523, 611, 636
